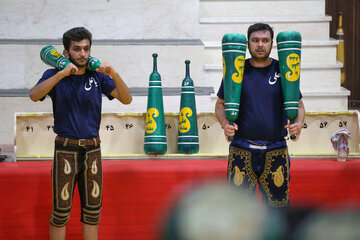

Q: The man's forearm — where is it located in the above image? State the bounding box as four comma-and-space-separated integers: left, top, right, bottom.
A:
111, 72, 132, 104
215, 98, 229, 128
296, 99, 305, 126
29, 71, 66, 102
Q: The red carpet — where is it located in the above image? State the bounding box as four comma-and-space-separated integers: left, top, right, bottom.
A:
0, 159, 360, 239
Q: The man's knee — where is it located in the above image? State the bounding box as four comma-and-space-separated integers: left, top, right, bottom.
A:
81, 207, 101, 225
49, 209, 71, 227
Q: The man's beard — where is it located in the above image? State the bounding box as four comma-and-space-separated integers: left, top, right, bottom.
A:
68, 53, 88, 67
249, 47, 271, 61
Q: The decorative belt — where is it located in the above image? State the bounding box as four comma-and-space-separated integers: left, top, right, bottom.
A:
55, 136, 100, 147
248, 144, 267, 150
231, 138, 287, 151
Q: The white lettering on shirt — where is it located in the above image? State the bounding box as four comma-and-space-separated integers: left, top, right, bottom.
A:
269, 72, 281, 85
85, 77, 98, 91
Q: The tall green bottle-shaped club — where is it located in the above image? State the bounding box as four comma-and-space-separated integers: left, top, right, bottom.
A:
144, 53, 167, 154
178, 60, 199, 154
222, 34, 247, 141
276, 31, 302, 139
40, 46, 72, 70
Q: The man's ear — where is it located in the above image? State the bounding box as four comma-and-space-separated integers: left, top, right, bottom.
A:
63, 49, 69, 58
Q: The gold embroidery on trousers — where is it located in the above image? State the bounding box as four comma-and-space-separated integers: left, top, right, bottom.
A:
50, 214, 70, 226
91, 160, 98, 175
84, 148, 103, 208
52, 210, 71, 217
83, 213, 101, 224
82, 208, 101, 214
228, 146, 257, 192
233, 166, 245, 186
259, 147, 289, 208
61, 182, 70, 201
272, 166, 285, 187
64, 159, 71, 174
91, 180, 100, 198
54, 150, 77, 210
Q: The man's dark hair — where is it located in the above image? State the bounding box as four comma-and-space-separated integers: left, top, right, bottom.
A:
63, 27, 92, 51
247, 23, 274, 40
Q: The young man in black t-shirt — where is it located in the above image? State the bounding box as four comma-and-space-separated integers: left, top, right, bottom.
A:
215, 23, 305, 208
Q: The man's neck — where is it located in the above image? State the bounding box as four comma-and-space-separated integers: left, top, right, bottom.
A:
75, 67, 86, 75
249, 58, 272, 68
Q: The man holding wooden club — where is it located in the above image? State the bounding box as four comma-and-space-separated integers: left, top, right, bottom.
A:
215, 23, 305, 208
30, 27, 132, 240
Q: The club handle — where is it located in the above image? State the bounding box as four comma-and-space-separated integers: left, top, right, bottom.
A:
227, 121, 235, 142
290, 119, 296, 140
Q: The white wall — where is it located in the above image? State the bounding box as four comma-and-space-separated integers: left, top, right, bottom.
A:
0, 0, 199, 39
0, 0, 207, 146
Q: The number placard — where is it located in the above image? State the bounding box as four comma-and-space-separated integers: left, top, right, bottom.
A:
15, 111, 360, 159
287, 112, 360, 155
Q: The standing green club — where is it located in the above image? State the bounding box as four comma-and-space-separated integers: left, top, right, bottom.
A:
178, 60, 199, 154
144, 53, 167, 154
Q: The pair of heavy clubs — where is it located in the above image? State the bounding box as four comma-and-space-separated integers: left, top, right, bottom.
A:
222, 31, 301, 141
40, 45, 105, 72
144, 54, 199, 155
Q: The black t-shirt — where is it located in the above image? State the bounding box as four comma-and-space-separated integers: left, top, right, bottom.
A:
37, 69, 116, 139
